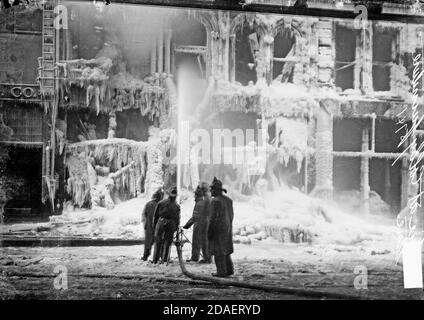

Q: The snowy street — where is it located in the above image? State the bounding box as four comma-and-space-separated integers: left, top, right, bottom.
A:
1, 241, 422, 300
0, 181, 415, 300
2, 190, 415, 299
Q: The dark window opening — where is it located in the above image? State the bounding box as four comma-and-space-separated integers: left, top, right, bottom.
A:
333, 118, 367, 152
66, 110, 109, 143
66, 109, 154, 143
335, 26, 359, 91
375, 119, 405, 153
370, 119, 404, 215
68, 3, 105, 60
370, 158, 401, 215
373, 28, 396, 91
115, 109, 153, 141
172, 16, 206, 47
234, 24, 257, 85
272, 29, 296, 82
172, 16, 207, 80
172, 17, 208, 117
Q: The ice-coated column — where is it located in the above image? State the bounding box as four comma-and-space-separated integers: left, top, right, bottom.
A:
315, 101, 333, 199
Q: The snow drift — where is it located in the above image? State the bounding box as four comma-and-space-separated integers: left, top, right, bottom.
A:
40, 187, 396, 249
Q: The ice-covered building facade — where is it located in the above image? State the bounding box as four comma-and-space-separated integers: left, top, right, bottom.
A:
0, 0, 423, 221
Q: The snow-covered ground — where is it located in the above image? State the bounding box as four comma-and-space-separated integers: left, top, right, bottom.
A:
1, 188, 398, 255
0, 239, 418, 299
0, 188, 413, 299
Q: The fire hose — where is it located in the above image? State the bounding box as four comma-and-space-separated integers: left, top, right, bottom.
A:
174, 228, 366, 300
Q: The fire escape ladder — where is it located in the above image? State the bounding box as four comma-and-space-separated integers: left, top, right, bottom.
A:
38, 0, 60, 210
38, 0, 56, 97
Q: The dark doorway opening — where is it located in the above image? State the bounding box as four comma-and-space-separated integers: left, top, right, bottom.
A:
3, 145, 43, 222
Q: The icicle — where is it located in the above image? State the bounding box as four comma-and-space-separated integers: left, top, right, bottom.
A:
108, 146, 116, 168
144, 92, 151, 116
99, 83, 106, 102
129, 87, 135, 107
294, 149, 304, 173
66, 177, 74, 195
94, 85, 100, 115
86, 84, 94, 107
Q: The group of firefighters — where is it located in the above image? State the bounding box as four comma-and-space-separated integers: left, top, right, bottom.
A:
141, 177, 235, 277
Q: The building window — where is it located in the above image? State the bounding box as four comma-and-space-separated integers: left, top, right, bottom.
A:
172, 17, 207, 79
272, 29, 296, 82
335, 25, 359, 91
372, 28, 397, 92
234, 24, 258, 85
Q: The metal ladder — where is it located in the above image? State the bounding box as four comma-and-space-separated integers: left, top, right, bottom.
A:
38, 0, 56, 96
38, 0, 60, 210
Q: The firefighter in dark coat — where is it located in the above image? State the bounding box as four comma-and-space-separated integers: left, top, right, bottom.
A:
208, 177, 234, 277
152, 187, 180, 264
183, 183, 211, 263
141, 188, 163, 261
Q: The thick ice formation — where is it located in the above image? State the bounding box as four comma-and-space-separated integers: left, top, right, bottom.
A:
39, 186, 396, 251
226, 188, 395, 246
65, 129, 175, 209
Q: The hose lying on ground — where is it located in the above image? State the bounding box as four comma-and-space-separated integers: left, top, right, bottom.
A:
174, 228, 365, 300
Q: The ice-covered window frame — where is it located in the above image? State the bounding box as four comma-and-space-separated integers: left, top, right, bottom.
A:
229, 16, 302, 85
333, 21, 400, 95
